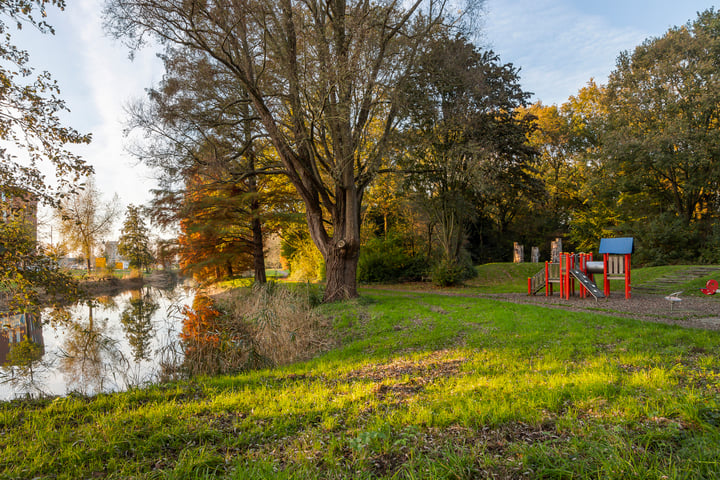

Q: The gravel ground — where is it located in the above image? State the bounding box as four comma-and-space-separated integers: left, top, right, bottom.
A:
484, 291, 720, 331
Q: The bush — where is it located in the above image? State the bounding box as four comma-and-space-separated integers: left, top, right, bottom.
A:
357, 234, 429, 283
431, 251, 477, 287
631, 214, 703, 265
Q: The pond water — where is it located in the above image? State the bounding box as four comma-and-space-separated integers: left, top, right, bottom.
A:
0, 282, 195, 401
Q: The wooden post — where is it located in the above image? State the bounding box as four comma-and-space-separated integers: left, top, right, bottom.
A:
531, 247, 540, 263
513, 243, 524, 263
551, 238, 562, 263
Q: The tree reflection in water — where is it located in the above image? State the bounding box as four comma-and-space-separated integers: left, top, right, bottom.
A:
0, 282, 194, 400
58, 301, 124, 396
120, 289, 159, 363
0, 313, 52, 397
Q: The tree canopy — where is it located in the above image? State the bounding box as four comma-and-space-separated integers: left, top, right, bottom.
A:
56, 178, 121, 272
105, 0, 478, 301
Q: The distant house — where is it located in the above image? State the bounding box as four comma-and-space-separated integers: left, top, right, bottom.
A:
102, 241, 129, 270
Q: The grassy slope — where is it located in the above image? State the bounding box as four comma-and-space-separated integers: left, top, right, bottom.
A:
2, 290, 720, 478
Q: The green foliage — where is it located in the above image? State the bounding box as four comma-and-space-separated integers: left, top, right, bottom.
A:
0, 213, 83, 316
400, 34, 539, 269
357, 234, 428, 283
630, 213, 705, 266
117, 204, 154, 271
287, 236, 325, 282
430, 252, 477, 287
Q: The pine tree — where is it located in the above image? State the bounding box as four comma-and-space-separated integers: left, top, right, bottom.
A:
118, 205, 154, 272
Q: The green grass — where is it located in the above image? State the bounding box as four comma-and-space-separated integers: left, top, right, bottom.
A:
463, 263, 720, 296
3, 290, 720, 478
466, 262, 542, 293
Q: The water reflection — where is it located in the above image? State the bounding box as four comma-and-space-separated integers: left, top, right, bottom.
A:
0, 313, 49, 397
0, 282, 193, 401
120, 290, 159, 362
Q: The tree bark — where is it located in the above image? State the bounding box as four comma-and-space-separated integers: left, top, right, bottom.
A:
323, 241, 359, 302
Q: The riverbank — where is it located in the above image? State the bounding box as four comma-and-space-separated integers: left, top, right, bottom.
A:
2, 290, 720, 478
80, 270, 181, 296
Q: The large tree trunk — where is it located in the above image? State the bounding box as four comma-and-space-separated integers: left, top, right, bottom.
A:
323, 243, 359, 302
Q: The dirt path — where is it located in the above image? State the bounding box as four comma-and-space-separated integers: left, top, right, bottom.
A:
481, 291, 720, 331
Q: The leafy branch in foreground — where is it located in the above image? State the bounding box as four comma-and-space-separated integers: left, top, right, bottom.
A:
0, 212, 83, 316
0, 0, 92, 205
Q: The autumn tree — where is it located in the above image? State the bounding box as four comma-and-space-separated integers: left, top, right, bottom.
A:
0, 0, 92, 204
118, 204, 154, 272
56, 178, 121, 272
400, 35, 538, 275
105, 0, 473, 301
125, 47, 287, 284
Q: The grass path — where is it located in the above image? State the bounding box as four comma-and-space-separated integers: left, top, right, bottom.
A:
2, 291, 720, 478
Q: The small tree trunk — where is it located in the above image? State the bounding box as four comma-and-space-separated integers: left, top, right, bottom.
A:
252, 212, 266, 284
244, 121, 266, 285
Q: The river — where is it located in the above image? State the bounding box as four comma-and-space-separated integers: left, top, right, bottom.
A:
0, 281, 195, 401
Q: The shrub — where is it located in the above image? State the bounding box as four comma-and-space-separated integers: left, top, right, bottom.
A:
357, 234, 429, 283
431, 251, 477, 287
288, 237, 325, 282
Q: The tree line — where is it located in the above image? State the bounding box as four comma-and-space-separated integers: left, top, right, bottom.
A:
2, 1, 720, 308
108, 3, 720, 299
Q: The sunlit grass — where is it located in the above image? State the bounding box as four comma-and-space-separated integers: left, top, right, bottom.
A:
2, 291, 720, 478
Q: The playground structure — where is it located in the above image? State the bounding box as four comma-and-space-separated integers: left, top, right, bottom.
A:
528, 237, 634, 300
701, 279, 718, 295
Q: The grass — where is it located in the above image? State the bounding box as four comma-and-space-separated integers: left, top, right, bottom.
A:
2, 286, 720, 478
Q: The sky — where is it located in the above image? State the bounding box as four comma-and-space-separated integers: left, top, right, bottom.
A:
9, 0, 719, 239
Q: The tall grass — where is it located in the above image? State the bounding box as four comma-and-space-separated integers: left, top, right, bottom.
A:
180, 283, 332, 376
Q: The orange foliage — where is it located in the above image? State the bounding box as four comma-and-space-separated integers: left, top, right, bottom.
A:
180, 294, 222, 350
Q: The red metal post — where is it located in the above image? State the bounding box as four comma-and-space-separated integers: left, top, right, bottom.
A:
625, 253, 631, 299
545, 261, 550, 297
603, 253, 609, 296
559, 254, 565, 299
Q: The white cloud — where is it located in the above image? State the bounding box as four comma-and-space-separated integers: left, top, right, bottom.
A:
65, 0, 164, 211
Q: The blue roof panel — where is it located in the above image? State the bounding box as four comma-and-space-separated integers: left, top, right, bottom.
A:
599, 237, 634, 254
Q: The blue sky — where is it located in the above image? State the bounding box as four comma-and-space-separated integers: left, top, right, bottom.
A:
482, 0, 717, 105
11, 0, 718, 238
